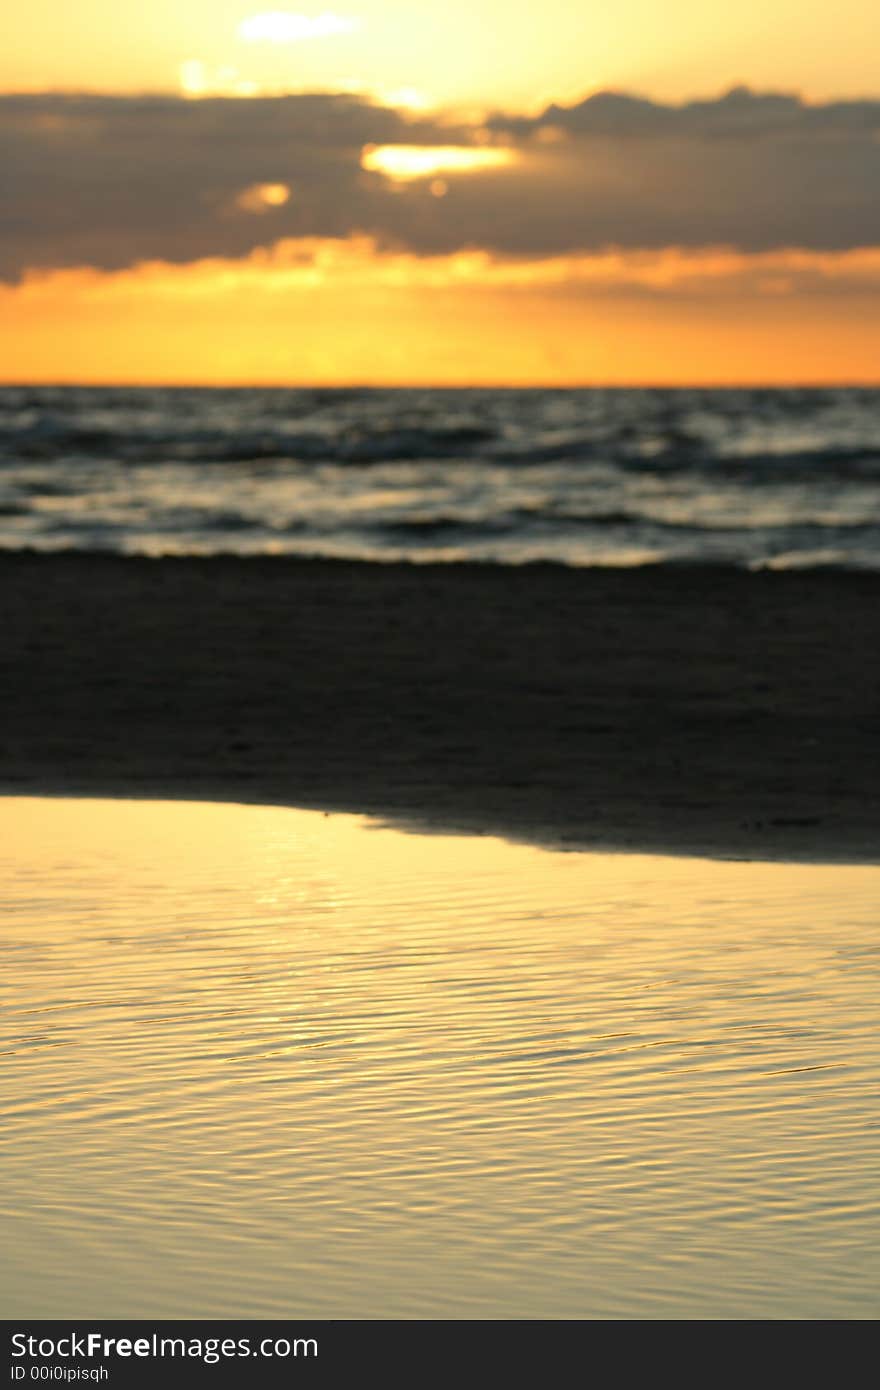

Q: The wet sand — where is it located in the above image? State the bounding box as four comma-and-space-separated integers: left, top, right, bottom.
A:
1, 552, 878, 860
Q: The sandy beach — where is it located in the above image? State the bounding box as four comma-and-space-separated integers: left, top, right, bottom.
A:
2, 551, 878, 860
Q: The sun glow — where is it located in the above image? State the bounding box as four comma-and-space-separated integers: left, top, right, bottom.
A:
361, 144, 517, 181
235, 182, 291, 212
179, 59, 207, 97
179, 59, 260, 97
237, 12, 360, 43
380, 86, 431, 111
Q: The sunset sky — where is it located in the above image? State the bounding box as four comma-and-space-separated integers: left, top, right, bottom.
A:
3, 1, 880, 383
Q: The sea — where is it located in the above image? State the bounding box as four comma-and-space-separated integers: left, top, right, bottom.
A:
2, 385, 880, 568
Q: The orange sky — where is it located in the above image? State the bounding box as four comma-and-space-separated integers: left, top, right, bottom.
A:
5, 244, 879, 386
2, 2, 880, 384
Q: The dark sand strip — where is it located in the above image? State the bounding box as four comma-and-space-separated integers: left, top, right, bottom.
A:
2, 553, 878, 860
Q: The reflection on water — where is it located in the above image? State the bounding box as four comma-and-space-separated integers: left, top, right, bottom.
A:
1, 798, 878, 1319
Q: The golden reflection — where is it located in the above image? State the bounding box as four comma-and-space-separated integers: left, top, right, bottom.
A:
2, 795, 878, 958
2, 797, 879, 1318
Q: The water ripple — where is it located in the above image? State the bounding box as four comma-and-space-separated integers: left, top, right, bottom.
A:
1, 797, 878, 1318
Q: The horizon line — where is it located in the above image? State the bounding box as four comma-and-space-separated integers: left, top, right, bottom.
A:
3, 379, 879, 391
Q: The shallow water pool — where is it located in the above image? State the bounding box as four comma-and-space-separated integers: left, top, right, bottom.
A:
1, 798, 878, 1318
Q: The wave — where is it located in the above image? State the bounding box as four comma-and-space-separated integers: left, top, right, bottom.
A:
526, 509, 880, 535
13, 503, 880, 543
1, 386, 879, 570
4, 422, 878, 479
0, 416, 500, 465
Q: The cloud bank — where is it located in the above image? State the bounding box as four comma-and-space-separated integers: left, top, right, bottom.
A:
2, 86, 880, 280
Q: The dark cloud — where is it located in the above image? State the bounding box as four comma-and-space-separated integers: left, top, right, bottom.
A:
2, 87, 880, 279
0, 92, 460, 277
490, 85, 880, 139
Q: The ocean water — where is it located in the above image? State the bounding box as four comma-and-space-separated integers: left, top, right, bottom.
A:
1, 385, 880, 568
2, 797, 878, 1319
